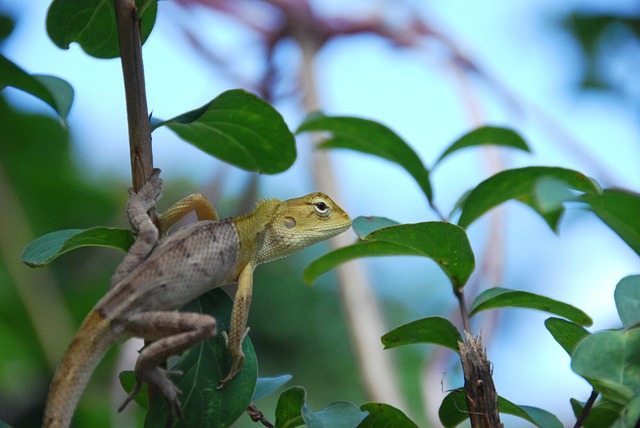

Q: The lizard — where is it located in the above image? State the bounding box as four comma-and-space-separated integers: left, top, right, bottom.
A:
42, 169, 352, 428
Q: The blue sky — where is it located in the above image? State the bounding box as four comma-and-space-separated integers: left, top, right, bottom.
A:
3, 0, 640, 425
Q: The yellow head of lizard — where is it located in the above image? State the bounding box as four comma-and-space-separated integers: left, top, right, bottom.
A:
235, 192, 351, 265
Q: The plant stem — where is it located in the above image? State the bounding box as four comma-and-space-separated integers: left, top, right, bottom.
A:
114, 0, 154, 192
573, 390, 598, 428
455, 288, 471, 333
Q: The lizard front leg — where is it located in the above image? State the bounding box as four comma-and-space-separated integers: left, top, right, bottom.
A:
110, 169, 163, 288
118, 312, 217, 421
219, 262, 254, 388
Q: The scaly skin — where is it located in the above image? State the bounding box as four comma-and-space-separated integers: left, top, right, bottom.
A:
43, 169, 351, 427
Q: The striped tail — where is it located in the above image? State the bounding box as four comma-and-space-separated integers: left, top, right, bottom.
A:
43, 311, 117, 428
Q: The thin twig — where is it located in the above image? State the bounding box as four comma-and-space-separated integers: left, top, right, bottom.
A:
455, 289, 471, 334
246, 405, 274, 427
573, 390, 598, 428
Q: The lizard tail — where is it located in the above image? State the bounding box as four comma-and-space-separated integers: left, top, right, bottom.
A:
43, 310, 117, 428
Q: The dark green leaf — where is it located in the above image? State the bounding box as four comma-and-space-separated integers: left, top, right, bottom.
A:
570, 397, 622, 428
297, 115, 432, 203
582, 189, 640, 257
21, 227, 134, 268
0, 14, 14, 42
544, 317, 590, 356
434, 126, 530, 167
439, 391, 562, 428
275, 387, 306, 428
497, 399, 563, 428
358, 403, 418, 428
615, 275, 640, 330
616, 392, 640, 427
438, 391, 468, 427
366, 222, 475, 290
304, 241, 423, 285
457, 166, 601, 230
119, 371, 148, 409
253, 375, 292, 402
305, 222, 475, 289
352, 216, 399, 239
571, 329, 640, 405
381, 317, 462, 353
0, 54, 73, 123
302, 401, 368, 428
145, 288, 257, 428
46, 0, 157, 59
469, 288, 592, 326
153, 90, 295, 174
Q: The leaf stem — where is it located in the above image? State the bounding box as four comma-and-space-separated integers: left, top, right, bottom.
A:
455, 288, 471, 333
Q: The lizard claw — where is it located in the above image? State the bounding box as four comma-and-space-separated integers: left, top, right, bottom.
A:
120, 365, 183, 422
218, 352, 245, 389
218, 327, 250, 389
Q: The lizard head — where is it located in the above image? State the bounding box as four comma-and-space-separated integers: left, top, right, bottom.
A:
254, 192, 352, 264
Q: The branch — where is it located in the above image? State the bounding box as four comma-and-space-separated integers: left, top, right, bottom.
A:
459, 332, 502, 428
114, 0, 154, 192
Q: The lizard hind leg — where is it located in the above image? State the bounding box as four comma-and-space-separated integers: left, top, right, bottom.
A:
119, 311, 217, 421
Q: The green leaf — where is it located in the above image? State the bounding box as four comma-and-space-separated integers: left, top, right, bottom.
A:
297, 115, 432, 203
534, 177, 580, 212
570, 397, 622, 428
544, 317, 590, 356
457, 166, 601, 230
304, 241, 422, 285
615, 392, 640, 428
615, 275, 640, 330
582, 189, 640, 257
305, 222, 475, 289
0, 54, 74, 124
253, 375, 292, 402
275, 387, 306, 428
352, 216, 399, 239
366, 222, 475, 289
497, 399, 563, 428
571, 329, 640, 405
275, 387, 368, 428
469, 288, 592, 326
46, 0, 157, 59
21, 227, 134, 268
152, 90, 295, 174
381, 317, 462, 353
439, 391, 563, 428
145, 288, 257, 428
434, 126, 530, 167
302, 401, 368, 428
358, 403, 418, 427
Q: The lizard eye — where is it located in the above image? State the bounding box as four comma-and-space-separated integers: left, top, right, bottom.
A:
312, 196, 332, 217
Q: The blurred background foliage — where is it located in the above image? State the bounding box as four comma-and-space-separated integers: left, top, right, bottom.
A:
1, 1, 639, 427
563, 9, 640, 102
